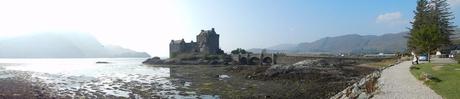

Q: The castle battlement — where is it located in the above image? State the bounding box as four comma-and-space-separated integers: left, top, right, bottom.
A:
169, 28, 222, 58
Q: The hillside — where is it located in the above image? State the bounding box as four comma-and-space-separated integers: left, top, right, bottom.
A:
0, 33, 150, 58
252, 32, 408, 54
295, 32, 407, 53
261, 28, 460, 54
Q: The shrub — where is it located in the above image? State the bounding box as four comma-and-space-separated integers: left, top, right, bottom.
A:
204, 55, 219, 60
454, 54, 460, 64
410, 66, 420, 70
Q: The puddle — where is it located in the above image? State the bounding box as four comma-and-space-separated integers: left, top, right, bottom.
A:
184, 81, 192, 87
219, 75, 230, 80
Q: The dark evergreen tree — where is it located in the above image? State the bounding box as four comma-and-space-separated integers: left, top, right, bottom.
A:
410, 23, 443, 62
430, 0, 456, 46
408, 0, 430, 54
407, 0, 456, 62
231, 48, 248, 54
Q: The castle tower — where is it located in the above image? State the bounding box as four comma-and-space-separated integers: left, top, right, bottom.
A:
196, 28, 220, 54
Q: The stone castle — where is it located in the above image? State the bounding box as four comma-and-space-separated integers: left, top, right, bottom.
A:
169, 28, 223, 58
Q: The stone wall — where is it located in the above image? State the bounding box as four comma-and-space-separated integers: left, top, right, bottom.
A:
276, 55, 388, 65
169, 41, 198, 58
330, 61, 401, 99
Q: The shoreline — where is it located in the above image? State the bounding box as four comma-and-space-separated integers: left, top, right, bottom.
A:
0, 58, 384, 98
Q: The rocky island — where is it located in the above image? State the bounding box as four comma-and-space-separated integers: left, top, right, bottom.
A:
143, 28, 232, 65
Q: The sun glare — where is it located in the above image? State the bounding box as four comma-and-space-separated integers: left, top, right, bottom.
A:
0, 0, 187, 57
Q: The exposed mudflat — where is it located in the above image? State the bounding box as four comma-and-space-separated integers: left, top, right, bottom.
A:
166, 62, 377, 98
0, 58, 379, 98
0, 71, 55, 98
0, 69, 187, 99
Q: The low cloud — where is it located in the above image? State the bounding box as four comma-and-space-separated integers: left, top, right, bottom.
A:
376, 12, 406, 25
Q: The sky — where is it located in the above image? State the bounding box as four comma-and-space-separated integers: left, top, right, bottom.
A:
0, 0, 459, 57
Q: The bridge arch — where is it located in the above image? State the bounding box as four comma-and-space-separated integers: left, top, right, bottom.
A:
231, 53, 278, 65
248, 57, 260, 65
239, 57, 248, 65
262, 57, 273, 65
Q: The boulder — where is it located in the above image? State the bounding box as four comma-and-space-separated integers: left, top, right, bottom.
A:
264, 59, 344, 77
357, 93, 369, 99
142, 57, 164, 64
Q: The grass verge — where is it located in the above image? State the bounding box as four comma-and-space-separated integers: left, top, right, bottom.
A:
410, 63, 460, 99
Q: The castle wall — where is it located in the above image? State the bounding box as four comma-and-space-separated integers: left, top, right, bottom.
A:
169, 42, 197, 58
169, 28, 221, 58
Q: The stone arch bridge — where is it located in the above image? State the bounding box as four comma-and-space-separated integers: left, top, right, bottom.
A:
232, 53, 393, 66
231, 53, 277, 65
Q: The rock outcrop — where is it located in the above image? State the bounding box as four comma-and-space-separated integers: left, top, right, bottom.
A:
142, 57, 164, 64
142, 55, 230, 65
232, 59, 365, 81
264, 59, 344, 77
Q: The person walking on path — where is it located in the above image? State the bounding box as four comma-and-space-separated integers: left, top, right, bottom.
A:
412, 51, 419, 65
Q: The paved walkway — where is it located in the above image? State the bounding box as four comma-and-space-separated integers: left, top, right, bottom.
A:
372, 61, 442, 99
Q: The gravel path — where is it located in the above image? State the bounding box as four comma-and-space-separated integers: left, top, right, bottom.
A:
372, 61, 442, 99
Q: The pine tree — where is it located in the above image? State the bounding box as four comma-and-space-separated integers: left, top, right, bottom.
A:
408, 0, 430, 55
411, 23, 443, 62
407, 0, 456, 62
430, 0, 456, 46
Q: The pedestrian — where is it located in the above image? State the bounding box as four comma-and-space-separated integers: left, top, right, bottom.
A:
412, 51, 419, 65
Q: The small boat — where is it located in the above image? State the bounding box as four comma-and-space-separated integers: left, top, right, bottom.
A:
96, 61, 110, 64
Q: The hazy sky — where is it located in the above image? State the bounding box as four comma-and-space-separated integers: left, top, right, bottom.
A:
0, 0, 459, 57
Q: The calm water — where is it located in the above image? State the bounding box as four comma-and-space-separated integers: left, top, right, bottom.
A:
0, 58, 215, 98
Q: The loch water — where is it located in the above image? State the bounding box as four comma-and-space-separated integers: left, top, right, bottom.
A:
0, 58, 217, 98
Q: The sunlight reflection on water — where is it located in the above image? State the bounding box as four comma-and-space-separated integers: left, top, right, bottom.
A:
0, 58, 210, 98
1, 58, 169, 77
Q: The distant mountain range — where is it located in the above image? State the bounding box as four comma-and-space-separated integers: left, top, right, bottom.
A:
0, 33, 150, 58
296, 32, 407, 53
251, 28, 460, 54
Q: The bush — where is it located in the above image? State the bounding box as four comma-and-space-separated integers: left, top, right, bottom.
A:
419, 72, 441, 83
204, 55, 219, 60
410, 66, 420, 70
454, 54, 460, 64
231, 48, 248, 54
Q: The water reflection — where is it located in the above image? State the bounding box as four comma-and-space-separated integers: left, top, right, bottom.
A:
0, 58, 216, 98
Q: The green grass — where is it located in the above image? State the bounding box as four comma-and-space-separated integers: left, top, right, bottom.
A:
410, 63, 460, 99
